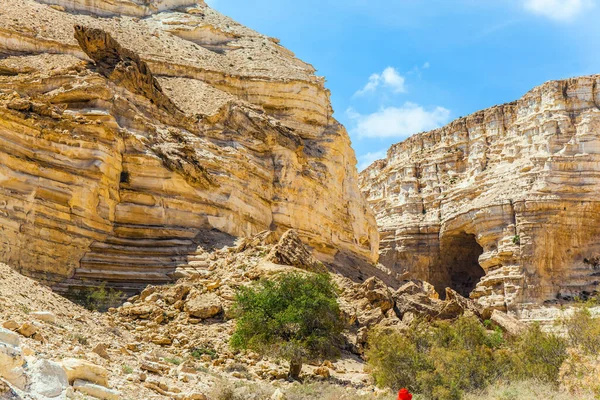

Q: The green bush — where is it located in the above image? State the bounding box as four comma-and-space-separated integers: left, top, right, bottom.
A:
66, 282, 124, 311
510, 324, 567, 383
230, 273, 343, 380
191, 346, 218, 360
366, 316, 568, 399
563, 307, 600, 355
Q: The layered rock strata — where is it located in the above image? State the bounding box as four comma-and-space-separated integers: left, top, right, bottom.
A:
360, 76, 600, 312
0, 0, 378, 293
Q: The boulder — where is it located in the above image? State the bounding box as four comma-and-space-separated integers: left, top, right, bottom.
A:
16, 323, 37, 338
490, 310, 526, 336
271, 389, 286, 400
92, 343, 110, 360
361, 277, 394, 312
73, 380, 119, 400
0, 344, 26, 390
119, 304, 159, 319
27, 359, 68, 398
59, 358, 109, 387
30, 312, 57, 324
264, 230, 326, 273
184, 291, 222, 319
2, 321, 19, 331
163, 284, 191, 305
0, 378, 23, 400
0, 328, 20, 347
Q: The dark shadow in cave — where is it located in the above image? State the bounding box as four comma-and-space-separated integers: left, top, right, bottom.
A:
437, 232, 485, 299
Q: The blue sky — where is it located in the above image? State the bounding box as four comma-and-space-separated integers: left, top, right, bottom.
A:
207, 0, 600, 170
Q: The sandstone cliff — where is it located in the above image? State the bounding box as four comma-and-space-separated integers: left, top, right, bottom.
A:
360, 76, 600, 312
0, 0, 378, 293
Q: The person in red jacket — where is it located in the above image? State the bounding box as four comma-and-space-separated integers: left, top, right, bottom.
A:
398, 388, 413, 400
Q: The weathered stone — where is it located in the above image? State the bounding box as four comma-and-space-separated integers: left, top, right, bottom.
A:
140, 361, 168, 375
184, 291, 222, 320
151, 335, 172, 346
361, 277, 394, 312
0, 378, 23, 400
16, 323, 37, 338
265, 230, 327, 273
271, 388, 286, 400
27, 359, 69, 398
59, 358, 109, 387
2, 321, 19, 332
30, 312, 57, 324
0, 328, 20, 347
0, 344, 26, 390
73, 379, 119, 400
313, 366, 330, 378
490, 310, 526, 336
92, 343, 110, 360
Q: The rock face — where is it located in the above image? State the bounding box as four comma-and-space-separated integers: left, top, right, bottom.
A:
360, 76, 600, 312
0, 0, 378, 293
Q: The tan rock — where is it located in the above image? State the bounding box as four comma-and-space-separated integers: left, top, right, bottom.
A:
2, 321, 19, 331
140, 361, 168, 375
73, 379, 119, 400
30, 312, 56, 324
0, 344, 25, 389
490, 310, 526, 336
151, 335, 172, 346
16, 323, 37, 338
361, 277, 394, 312
314, 366, 330, 378
0, 328, 20, 347
184, 292, 222, 320
92, 343, 111, 360
265, 230, 327, 273
59, 358, 109, 387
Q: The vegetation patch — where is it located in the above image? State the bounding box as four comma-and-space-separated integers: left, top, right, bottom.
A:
230, 273, 344, 380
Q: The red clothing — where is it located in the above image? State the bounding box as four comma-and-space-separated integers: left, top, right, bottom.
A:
398, 388, 413, 400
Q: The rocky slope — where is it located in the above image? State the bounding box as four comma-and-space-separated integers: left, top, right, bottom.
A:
0, 0, 379, 293
0, 228, 522, 399
360, 76, 600, 313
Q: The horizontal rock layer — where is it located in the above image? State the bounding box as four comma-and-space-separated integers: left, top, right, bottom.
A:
0, 0, 378, 292
360, 76, 600, 311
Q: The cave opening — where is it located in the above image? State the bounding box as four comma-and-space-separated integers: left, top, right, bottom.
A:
437, 232, 485, 299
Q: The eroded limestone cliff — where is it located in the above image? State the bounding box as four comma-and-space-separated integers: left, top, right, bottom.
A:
360, 76, 600, 312
0, 0, 378, 293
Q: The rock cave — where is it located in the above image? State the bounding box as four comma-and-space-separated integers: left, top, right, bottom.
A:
437, 232, 486, 299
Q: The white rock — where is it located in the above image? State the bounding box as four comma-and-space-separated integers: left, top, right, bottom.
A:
59, 358, 109, 387
65, 386, 75, 399
27, 359, 68, 398
73, 380, 119, 400
0, 328, 20, 347
30, 312, 57, 324
271, 388, 286, 400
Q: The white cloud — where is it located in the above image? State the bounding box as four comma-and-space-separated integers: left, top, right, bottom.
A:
422, 62, 430, 69
357, 150, 388, 171
524, 0, 593, 21
354, 67, 406, 96
347, 103, 451, 139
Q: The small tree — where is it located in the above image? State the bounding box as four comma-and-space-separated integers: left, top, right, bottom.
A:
230, 273, 343, 380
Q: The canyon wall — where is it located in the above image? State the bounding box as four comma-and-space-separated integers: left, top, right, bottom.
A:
0, 0, 378, 292
360, 76, 600, 312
